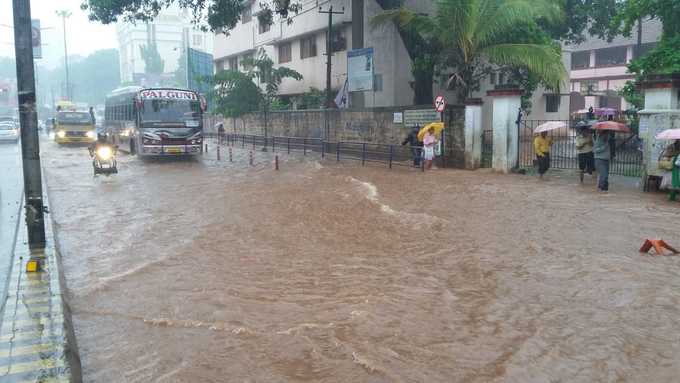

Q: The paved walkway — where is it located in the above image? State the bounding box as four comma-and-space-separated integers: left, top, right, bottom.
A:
0, 147, 79, 382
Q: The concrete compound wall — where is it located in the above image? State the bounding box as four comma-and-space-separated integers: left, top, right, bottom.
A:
214, 104, 467, 166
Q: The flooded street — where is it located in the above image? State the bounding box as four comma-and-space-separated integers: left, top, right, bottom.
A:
41, 139, 680, 382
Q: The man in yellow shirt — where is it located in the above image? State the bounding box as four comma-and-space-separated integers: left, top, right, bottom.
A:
533, 131, 553, 179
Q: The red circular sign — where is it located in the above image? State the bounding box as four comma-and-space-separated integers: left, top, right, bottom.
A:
434, 95, 446, 112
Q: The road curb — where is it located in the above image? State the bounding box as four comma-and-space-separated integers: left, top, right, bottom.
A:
0, 170, 82, 382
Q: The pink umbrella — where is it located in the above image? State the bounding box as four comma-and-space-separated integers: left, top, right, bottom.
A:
593, 121, 631, 133
534, 121, 566, 134
655, 129, 680, 140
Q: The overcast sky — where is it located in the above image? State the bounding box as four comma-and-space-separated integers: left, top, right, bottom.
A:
1, 0, 118, 68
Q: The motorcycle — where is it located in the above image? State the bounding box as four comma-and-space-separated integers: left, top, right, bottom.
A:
88, 142, 118, 176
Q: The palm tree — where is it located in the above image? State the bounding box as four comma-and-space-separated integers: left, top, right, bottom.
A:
372, 0, 567, 102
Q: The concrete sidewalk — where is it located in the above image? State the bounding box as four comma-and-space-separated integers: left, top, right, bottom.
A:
0, 194, 81, 382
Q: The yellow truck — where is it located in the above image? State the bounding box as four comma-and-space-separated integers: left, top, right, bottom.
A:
54, 110, 96, 144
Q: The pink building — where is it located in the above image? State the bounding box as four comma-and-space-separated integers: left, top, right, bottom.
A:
567, 19, 662, 114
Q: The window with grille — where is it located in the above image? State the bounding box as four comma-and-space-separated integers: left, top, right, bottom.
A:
571, 51, 590, 69
279, 43, 292, 63
229, 57, 238, 70
330, 29, 347, 52
300, 35, 317, 59
580, 80, 598, 94
595, 46, 627, 66
545, 95, 560, 113
242, 6, 252, 23
259, 20, 270, 34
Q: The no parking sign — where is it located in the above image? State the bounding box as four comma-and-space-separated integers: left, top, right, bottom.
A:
434, 95, 446, 113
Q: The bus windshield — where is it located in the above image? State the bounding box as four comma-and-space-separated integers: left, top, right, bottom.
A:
57, 112, 92, 125
141, 99, 201, 125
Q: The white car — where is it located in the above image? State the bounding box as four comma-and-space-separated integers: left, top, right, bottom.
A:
0, 122, 19, 143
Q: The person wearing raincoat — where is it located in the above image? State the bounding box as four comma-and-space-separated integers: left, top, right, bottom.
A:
533, 132, 552, 179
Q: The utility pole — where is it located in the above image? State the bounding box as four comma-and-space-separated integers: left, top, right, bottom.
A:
56, 10, 71, 100
13, 0, 46, 248
319, 5, 344, 140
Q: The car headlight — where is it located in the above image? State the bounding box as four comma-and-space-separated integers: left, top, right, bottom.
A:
96, 146, 113, 160
86, 131, 96, 138
56, 131, 66, 138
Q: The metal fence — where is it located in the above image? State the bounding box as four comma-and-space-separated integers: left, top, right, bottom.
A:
518, 120, 643, 177
481, 130, 493, 168
218, 133, 426, 170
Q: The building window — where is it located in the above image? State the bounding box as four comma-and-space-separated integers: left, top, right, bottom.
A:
580, 80, 598, 95
228, 57, 238, 70
193, 35, 202, 46
374, 74, 383, 91
242, 5, 252, 23
259, 21, 270, 34
498, 73, 505, 85
489, 72, 497, 85
637, 42, 657, 58
300, 35, 317, 59
595, 46, 627, 67
571, 51, 590, 69
279, 42, 292, 63
242, 53, 253, 70
330, 29, 347, 52
545, 95, 560, 113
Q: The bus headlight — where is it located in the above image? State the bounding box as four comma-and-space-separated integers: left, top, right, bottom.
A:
86, 131, 96, 138
96, 146, 113, 160
190, 138, 202, 145
56, 131, 66, 138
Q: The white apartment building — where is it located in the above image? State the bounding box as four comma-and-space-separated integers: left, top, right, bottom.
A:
117, 5, 214, 84
567, 18, 662, 112
214, 0, 431, 108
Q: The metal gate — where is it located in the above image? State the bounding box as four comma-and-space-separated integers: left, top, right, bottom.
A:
518, 119, 643, 176
481, 130, 493, 168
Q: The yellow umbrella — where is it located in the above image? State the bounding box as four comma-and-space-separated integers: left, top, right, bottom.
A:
417, 122, 444, 142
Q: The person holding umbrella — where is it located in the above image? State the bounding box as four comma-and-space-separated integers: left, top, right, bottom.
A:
417, 122, 444, 170
592, 121, 631, 192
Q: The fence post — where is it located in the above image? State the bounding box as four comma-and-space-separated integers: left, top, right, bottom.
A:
362, 143, 366, 166
217, 145, 221, 161
321, 140, 325, 158
421, 156, 425, 172
287, 137, 290, 154
389, 145, 393, 169
272, 136, 276, 152
205, 143, 208, 153
229, 147, 233, 162
303, 138, 307, 156
275, 155, 279, 171
242, 135, 245, 148
337, 142, 340, 162
249, 151, 253, 166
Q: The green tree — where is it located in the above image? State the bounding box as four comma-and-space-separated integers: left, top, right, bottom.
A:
372, 0, 566, 103
240, 49, 302, 139
139, 43, 164, 75
294, 87, 326, 109
81, 0, 300, 33
211, 70, 262, 118
241, 49, 303, 111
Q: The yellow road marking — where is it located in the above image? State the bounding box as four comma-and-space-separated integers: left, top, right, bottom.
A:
1, 317, 63, 332
0, 358, 65, 376
0, 342, 59, 358
0, 327, 63, 342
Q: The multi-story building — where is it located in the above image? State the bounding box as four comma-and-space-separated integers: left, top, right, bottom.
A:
116, 5, 214, 84
567, 18, 662, 113
213, 0, 431, 108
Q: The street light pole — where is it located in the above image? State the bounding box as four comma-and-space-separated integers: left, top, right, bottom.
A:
56, 10, 71, 100
319, 5, 344, 141
12, 0, 46, 248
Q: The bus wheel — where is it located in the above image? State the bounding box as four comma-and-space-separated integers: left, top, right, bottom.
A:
130, 139, 137, 155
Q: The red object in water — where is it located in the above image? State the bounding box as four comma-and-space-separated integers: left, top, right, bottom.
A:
639, 239, 679, 255
593, 121, 631, 133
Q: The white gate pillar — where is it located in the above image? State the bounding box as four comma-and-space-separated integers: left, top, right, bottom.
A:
464, 98, 483, 169
488, 89, 522, 173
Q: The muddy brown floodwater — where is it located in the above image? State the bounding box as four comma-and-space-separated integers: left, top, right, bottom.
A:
42, 139, 680, 383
